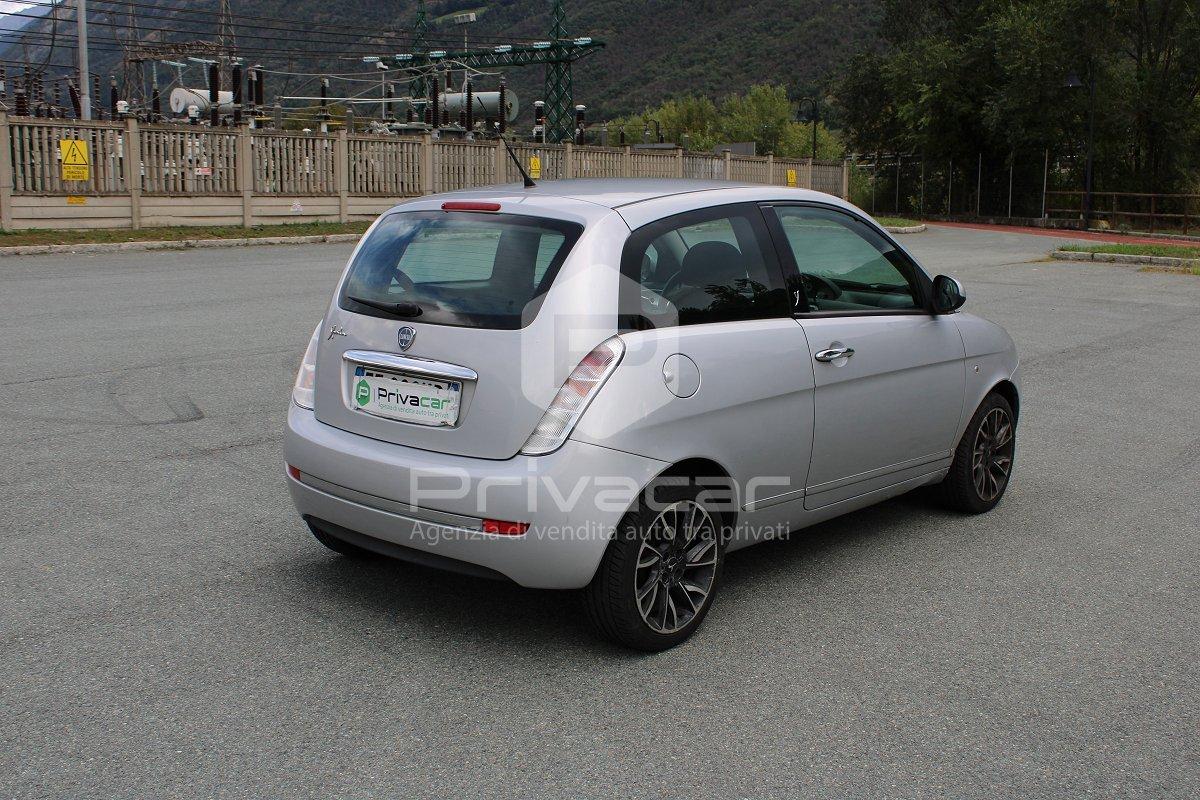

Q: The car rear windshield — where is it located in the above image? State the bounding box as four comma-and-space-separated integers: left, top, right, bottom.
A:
339, 210, 583, 329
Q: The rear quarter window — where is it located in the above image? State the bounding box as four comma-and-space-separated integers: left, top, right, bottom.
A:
618, 204, 790, 329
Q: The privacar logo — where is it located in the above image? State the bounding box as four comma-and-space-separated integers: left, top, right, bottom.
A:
355, 379, 371, 407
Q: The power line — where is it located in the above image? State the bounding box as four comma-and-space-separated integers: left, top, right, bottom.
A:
0, 22, 432, 61
27, 0, 61, 77
0, 57, 77, 72
1, 24, 514, 81
0, 9, 378, 53
9, 0, 547, 48
0, 10, 514, 63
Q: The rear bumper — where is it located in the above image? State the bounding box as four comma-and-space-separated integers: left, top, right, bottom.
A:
284, 404, 667, 589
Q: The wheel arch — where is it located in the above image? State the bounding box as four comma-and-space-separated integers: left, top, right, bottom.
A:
584, 455, 737, 589
648, 456, 739, 533
990, 379, 1020, 421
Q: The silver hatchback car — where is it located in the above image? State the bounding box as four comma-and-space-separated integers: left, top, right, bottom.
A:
285, 179, 1019, 650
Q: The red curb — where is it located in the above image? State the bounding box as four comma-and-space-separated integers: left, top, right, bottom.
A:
924, 221, 1188, 246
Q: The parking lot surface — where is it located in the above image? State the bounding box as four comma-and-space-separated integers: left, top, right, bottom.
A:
1, 224, 1197, 798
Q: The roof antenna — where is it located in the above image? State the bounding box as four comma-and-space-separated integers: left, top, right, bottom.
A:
499, 133, 536, 188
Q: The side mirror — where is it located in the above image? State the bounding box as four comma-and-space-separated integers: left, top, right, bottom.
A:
932, 274, 966, 314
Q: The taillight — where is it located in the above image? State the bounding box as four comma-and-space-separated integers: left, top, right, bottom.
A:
520, 336, 625, 456
291, 323, 321, 409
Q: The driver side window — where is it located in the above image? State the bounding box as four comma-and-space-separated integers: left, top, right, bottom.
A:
773, 207, 921, 312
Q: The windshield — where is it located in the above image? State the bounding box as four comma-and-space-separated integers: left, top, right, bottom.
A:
339, 210, 583, 329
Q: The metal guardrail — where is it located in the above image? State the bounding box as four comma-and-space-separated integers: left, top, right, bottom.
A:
1045, 190, 1198, 234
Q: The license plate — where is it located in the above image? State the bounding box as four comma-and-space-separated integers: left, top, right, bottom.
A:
351, 365, 462, 427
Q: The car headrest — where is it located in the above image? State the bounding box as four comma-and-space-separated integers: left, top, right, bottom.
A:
679, 241, 745, 287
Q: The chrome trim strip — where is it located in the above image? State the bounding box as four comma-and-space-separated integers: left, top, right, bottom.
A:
806, 451, 952, 495
342, 350, 479, 382
743, 487, 805, 513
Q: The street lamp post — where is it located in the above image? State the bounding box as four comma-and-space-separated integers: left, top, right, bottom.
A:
534, 100, 546, 143
1065, 69, 1096, 227
363, 57, 390, 120
797, 96, 819, 160
643, 118, 662, 144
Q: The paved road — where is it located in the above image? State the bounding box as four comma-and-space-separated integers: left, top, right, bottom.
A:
1, 225, 1197, 799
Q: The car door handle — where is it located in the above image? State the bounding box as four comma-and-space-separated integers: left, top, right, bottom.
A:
814, 346, 855, 362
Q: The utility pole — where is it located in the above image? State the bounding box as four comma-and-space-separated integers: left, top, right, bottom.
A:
76, 0, 91, 119
895, 155, 901, 214
380, 69, 389, 120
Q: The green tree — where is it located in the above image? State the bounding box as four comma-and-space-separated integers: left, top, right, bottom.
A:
606, 84, 843, 159
835, 0, 1200, 193
716, 85, 797, 156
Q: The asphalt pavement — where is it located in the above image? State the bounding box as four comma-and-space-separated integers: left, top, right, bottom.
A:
1, 224, 1197, 798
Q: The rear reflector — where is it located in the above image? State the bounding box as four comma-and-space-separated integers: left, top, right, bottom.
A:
482, 518, 529, 535
286, 464, 302, 481
441, 201, 501, 212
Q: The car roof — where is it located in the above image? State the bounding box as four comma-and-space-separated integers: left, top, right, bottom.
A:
378, 178, 922, 276
433, 178, 844, 211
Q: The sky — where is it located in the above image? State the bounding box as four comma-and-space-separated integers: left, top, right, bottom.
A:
0, 2, 40, 34
0, 2, 35, 16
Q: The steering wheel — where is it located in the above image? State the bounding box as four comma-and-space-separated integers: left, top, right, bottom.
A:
389, 267, 417, 293
800, 272, 842, 301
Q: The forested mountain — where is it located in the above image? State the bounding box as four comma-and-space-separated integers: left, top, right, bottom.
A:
1, 0, 882, 122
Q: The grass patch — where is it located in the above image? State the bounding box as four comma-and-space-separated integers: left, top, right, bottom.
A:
0, 220, 371, 248
1059, 242, 1200, 259
875, 217, 922, 228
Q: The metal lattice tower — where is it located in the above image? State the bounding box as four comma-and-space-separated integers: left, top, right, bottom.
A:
217, 0, 237, 60
393, 0, 600, 137
409, 0, 429, 108
120, 7, 144, 106
542, 0, 574, 143
126, 0, 240, 76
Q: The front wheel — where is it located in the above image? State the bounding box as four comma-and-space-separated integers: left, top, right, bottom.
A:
939, 392, 1016, 513
583, 483, 725, 651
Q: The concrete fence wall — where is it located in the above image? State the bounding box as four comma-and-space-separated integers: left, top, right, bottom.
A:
0, 113, 850, 231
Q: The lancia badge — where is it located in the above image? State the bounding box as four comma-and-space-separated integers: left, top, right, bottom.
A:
397, 326, 416, 351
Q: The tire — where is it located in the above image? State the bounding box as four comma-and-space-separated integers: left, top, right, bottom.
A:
307, 520, 381, 559
939, 391, 1017, 513
583, 482, 726, 651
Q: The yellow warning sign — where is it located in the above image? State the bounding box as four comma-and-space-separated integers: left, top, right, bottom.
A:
59, 139, 90, 181
786, 168, 797, 188
66, 195, 87, 205
528, 155, 542, 179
